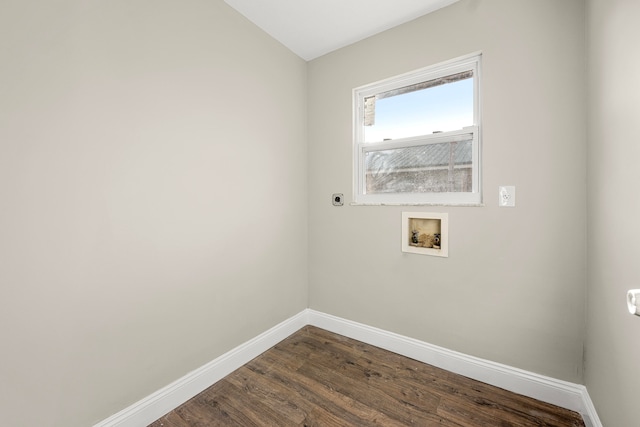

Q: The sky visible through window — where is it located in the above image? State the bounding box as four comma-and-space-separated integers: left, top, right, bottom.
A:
364, 78, 473, 143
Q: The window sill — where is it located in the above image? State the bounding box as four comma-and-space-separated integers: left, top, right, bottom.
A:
349, 202, 484, 207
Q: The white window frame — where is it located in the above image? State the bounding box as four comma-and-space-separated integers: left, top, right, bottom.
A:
352, 52, 482, 206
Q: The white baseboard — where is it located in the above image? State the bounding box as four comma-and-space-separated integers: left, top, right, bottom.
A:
94, 309, 602, 427
577, 387, 602, 427
306, 309, 602, 427
93, 311, 308, 427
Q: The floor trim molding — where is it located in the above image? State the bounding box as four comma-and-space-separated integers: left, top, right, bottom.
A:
93, 311, 308, 427
94, 309, 602, 427
305, 310, 602, 427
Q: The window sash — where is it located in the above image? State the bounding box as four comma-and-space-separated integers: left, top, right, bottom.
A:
355, 128, 480, 205
352, 53, 482, 206
363, 70, 474, 128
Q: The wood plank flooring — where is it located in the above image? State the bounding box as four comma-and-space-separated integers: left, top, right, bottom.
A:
149, 326, 585, 426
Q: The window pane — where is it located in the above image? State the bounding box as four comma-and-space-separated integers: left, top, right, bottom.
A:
364, 139, 473, 194
364, 77, 473, 143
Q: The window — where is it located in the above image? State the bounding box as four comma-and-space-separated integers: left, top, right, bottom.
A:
353, 53, 481, 205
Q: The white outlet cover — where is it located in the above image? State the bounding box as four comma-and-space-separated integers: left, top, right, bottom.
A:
499, 186, 516, 207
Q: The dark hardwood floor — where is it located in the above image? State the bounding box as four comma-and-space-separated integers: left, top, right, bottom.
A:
149, 326, 585, 426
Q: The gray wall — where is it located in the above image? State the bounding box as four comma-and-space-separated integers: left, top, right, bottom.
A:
308, 0, 587, 383
0, 1, 308, 426
586, 0, 640, 425
9, 0, 637, 425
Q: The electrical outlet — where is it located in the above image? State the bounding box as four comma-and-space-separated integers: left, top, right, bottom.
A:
499, 186, 516, 207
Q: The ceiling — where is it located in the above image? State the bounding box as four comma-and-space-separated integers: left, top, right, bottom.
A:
223, 0, 461, 61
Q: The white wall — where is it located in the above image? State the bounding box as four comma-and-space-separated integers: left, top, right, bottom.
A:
0, 1, 307, 426
308, 0, 587, 383
586, 0, 640, 425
